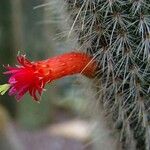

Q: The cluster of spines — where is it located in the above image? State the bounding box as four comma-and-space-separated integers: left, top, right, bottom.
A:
65, 0, 150, 149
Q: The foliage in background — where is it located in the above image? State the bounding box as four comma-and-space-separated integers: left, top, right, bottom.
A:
0, 0, 89, 130
0, 0, 17, 118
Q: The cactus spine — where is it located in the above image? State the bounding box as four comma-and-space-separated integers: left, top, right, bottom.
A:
65, 0, 150, 149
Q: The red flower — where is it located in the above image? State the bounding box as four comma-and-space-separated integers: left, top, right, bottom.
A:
1, 52, 97, 101
4, 56, 46, 101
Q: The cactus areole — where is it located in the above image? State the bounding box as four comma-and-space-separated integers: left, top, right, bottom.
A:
0, 52, 97, 101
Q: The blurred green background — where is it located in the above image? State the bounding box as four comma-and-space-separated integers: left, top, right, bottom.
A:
0, 0, 88, 128
0, 1, 94, 149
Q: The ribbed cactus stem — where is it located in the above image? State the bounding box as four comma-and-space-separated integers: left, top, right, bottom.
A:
65, 0, 150, 149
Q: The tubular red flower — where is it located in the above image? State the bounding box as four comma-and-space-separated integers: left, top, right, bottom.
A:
2, 52, 97, 101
